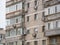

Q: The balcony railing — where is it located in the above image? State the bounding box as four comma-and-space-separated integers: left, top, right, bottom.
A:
6, 10, 22, 19
43, 0, 60, 8
44, 28, 60, 36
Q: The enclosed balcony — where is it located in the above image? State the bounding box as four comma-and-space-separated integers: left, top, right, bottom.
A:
6, 10, 22, 19
6, 0, 22, 7
44, 12, 60, 22
6, 22, 22, 30
43, 0, 60, 8
45, 28, 60, 36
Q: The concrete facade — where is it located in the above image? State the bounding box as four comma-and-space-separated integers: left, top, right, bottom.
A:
6, 0, 60, 45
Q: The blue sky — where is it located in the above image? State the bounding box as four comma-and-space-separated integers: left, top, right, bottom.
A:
0, 0, 6, 29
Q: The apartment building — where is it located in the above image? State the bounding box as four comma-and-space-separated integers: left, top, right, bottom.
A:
0, 28, 5, 45
42, 0, 60, 45
6, 0, 48, 45
6, 0, 60, 45
6, 0, 23, 45
24, 0, 48, 45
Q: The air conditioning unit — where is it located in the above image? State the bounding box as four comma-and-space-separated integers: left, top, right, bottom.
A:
34, 5, 38, 10
25, 9, 28, 13
22, 30, 27, 36
12, 24, 16, 28
32, 33, 37, 38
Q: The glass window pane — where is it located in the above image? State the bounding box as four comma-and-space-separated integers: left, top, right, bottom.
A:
6, 19, 10, 26
10, 29, 16, 36
50, 6, 55, 14
10, 18, 15, 25
44, 8, 48, 15
17, 40, 22, 45
50, 22, 53, 29
57, 4, 60, 12
6, 8, 9, 13
17, 2, 22, 10
17, 28, 22, 35
9, 5, 16, 12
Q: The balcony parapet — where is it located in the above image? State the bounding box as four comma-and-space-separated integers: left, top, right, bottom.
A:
45, 28, 60, 36
6, 10, 22, 19
6, 0, 22, 7
43, 0, 60, 8
6, 22, 22, 30
42, 12, 60, 22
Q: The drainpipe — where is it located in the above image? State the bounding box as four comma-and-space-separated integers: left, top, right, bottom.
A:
22, 0, 26, 45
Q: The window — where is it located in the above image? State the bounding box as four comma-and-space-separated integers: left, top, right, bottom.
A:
9, 42, 13, 45
34, 41, 38, 45
9, 5, 16, 12
57, 4, 60, 12
42, 26, 45, 32
58, 21, 60, 27
48, 22, 53, 29
10, 29, 16, 36
55, 6, 57, 13
6, 8, 9, 13
50, 6, 55, 14
17, 40, 22, 45
10, 18, 15, 25
34, 14, 38, 20
27, 42, 30, 45
34, 0, 37, 6
50, 38, 57, 45
34, 28, 38, 33
15, 16, 22, 23
27, 16, 29, 22
27, 3, 30, 8
44, 8, 49, 15
27, 30, 30, 34
50, 22, 54, 29
16, 18, 18, 23
10, 16, 22, 25
48, 23, 50, 29
42, 40, 46, 45
45, 23, 48, 30
56, 21, 58, 28
17, 28, 22, 35
17, 16, 22, 23
6, 31, 10, 37
48, 8, 50, 14
6, 19, 10, 26
0, 35, 2, 40
44, 4, 60, 15
14, 42, 17, 45
17, 2, 22, 10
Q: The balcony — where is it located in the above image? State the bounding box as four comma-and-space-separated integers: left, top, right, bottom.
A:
45, 28, 60, 36
5, 35, 22, 42
6, 0, 22, 7
6, 22, 22, 30
43, 0, 60, 8
48, 43, 60, 45
0, 39, 5, 43
6, 10, 22, 19
42, 12, 60, 22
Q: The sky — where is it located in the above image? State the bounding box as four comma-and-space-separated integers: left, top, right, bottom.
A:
0, 0, 6, 29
